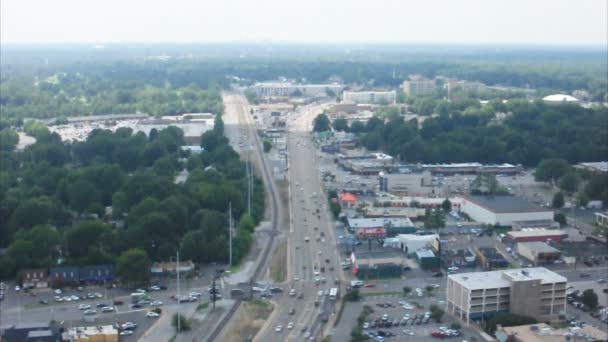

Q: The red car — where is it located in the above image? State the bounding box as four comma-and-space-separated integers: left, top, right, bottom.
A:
363, 283, 375, 288
431, 332, 447, 338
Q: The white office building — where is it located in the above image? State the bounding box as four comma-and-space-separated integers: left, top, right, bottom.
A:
342, 91, 396, 104
251, 82, 344, 98
447, 267, 567, 324
403, 75, 436, 97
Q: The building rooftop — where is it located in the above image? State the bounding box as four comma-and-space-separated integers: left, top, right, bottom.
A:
62, 325, 118, 339
465, 195, 550, 213
507, 229, 567, 238
449, 267, 566, 290
498, 323, 608, 342
416, 249, 436, 258
27, 330, 54, 338
575, 161, 608, 173
542, 94, 579, 102
518, 241, 560, 254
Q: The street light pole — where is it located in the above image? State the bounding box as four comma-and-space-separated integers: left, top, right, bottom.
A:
229, 202, 233, 268
176, 250, 181, 333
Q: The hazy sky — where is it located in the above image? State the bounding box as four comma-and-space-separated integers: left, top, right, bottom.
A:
1, 0, 606, 45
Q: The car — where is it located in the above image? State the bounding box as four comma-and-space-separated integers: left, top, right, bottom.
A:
189, 291, 202, 297
363, 283, 375, 288
382, 314, 389, 321
150, 301, 163, 306
149, 285, 161, 291
15, 286, 21, 291
597, 279, 607, 284
131, 303, 143, 309
39, 299, 49, 305
54, 289, 62, 295
432, 272, 444, 277
447, 266, 459, 272
135, 288, 146, 294
275, 325, 283, 332
294, 276, 300, 281
289, 308, 295, 315
113, 300, 124, 306
146, 311, 160, 318
119, 330, 133, 336
305, 237, 310, 242
83, 309, 97, 315
403, 330, 415, 336
580, 273, 591, 278
96, 303, 109, 308
79, 304, 92, 310
287, 322, 294, 330
289, 289, 296, 296
102, 306, 115, 312
270, 287, 283, 293
363, 322, 370, 329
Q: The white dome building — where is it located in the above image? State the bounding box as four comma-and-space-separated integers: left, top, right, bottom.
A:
542, 94, 580, 105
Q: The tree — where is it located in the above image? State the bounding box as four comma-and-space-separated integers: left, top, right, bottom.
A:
349, 120, 365, 134
552, 192, 565, 208
429, 304, 444, 322
65, 221, 111, 258
581, 289, 598, 309
313, 113, 331, 132
535, 159, 570, 184
333, 118, 349, 132
558, 172, 580, 193
263, 139, 272, 153
554, 212, 567, 226
441, 198, 452, 212
172, 313, 191, 332
0, 128, 19, 151
403, 286, 412, 296
575, 191, 589, 207
116, 248, 151, 287
484, 312, 536, 335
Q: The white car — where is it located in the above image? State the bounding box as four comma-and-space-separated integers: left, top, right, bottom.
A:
54, 289, 62, 295
402, 330, 415, 336
79, 304, 91, 310
363, 322, 369, 329
289, 289, 296, 296
448, 266, 459, 272
403, 305, 414, 310
318, 290, 323, 297
275, 325, 283, 332
15, 286, 21, 291
119, 330, 133, 336
135, 288, 146, 294
83, 309, 96, 315
189, 291, 202, 297
287, 322, 294, 330
121, 322, 137, 330
146, 311, 160, 318
101, 306, 115, 312
150, 301, 164, 306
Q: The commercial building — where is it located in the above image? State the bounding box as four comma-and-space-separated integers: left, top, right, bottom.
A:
19, 269, 48, 289
363, 206, 426, 219
475, 247, 510, 270
460, 196, 554, 226
447, 79, 487, 96
342, 90, 396, 105
378, 172, 427, 193
517, 242, 561, 265
511, 220, 560, 231
416, 249, 440, 270
151, 260, 195, 276
353, 256, 405, 279
419, 163, 522, 175
506, 229, 568, 243
575, 161, 608, 174
403, 75, 436, 97
384, 233, 439, 255
251, 82, 344, 98
495, 323, 608, 342
347, 217, 415, 238
1, 322, 54, 342
446, 267, 567, 324
62, 325, 118, 342
372, 195, 463, 210
442, 248, 477, 268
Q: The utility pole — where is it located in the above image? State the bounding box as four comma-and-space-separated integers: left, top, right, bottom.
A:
229, 202, 233, 267
176, 250, 181, 333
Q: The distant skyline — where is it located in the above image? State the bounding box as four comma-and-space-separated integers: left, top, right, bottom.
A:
1, 0, 607, 46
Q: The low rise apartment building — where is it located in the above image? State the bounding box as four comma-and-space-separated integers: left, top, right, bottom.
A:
447, 267, 567, 324
342, 90, 396, 104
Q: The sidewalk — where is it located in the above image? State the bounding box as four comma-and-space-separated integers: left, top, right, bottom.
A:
140, 303, 197, 342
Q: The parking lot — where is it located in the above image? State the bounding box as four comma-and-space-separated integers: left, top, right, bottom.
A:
334, 292, 483, 341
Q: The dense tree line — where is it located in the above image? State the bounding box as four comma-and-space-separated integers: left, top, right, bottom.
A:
0, 113, 265, 279
338, 101, 607, 167
1, 45, 606, 121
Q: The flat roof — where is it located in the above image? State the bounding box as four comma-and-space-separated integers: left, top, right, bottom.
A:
449, 267, 566, 290
416, 249, 436, 258
507, 230, 567, 238
466, 195, 550, 213
518, 241, 560, 253
499, 323, 608, 342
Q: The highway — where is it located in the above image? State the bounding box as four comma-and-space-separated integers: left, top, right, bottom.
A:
254, 101, 342, 341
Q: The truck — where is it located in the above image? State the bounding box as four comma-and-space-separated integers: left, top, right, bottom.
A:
329, 287, 339, 300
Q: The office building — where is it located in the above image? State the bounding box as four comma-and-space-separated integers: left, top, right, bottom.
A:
251, 82, 344, 98
446, 267, 567, 324
403, 75, 437, 97
342, 91, 396, 104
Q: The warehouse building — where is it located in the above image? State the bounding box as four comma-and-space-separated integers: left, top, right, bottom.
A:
461, 196, 554, 226
353, 257, 404, 279
516, 242, 561, 265
506, 229, 568, 243
347, 217, 416, 238
447, 267, 567, 324
384, 233, 439, 255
